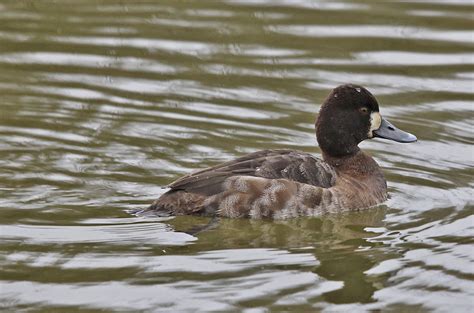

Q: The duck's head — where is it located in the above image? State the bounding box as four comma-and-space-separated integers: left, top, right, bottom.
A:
316, 84, 417, 157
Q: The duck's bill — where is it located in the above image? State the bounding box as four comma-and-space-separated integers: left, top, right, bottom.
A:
374, 118, 417, 143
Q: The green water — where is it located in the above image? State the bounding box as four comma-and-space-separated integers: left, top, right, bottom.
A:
0, 0, 473, 312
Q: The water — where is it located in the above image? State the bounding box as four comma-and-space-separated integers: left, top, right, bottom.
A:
0, 0, 473, 312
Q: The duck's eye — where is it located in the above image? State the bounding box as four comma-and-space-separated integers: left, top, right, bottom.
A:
359, 107, 369, 114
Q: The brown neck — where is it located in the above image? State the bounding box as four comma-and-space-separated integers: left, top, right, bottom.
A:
323, 150, 382, 176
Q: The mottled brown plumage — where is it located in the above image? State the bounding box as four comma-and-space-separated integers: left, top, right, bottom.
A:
145, 84, 417, 219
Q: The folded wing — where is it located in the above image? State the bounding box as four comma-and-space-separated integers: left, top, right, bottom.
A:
147, 149, 336, 216
168, 149, 335, 193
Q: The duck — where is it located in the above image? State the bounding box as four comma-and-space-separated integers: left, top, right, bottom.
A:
144, 84, 417, 219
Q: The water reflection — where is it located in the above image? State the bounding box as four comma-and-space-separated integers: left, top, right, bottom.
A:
2, 209, 389, 311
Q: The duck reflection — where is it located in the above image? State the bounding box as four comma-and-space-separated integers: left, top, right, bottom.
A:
165, 206, 388, 305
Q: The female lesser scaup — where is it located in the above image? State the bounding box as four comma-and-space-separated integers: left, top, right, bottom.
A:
145, 84, 416, 219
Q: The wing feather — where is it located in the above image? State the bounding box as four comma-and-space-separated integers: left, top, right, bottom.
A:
166, 149, 335, 196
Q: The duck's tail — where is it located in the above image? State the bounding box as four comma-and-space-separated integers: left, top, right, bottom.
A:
142, 189, 209, 216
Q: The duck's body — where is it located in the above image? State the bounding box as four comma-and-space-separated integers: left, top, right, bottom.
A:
145, 84, 416, 219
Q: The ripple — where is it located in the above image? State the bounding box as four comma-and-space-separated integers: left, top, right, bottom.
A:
355, 51, 474, 65
0, 248, 335, 312
226, 0, 367, 10
52, 35, 220, 55
0, 270, 338, 312
0, 0, 473, 312
305, 70, 473, 94
61, 248, 318, 271
0, 52, 181, 73
0, 223, 195, 246
269, 25, 474, 43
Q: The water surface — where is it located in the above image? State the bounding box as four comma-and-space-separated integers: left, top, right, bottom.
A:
0, 0, 473, 312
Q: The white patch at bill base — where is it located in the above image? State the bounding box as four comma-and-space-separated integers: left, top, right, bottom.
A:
368, 112, 382, 137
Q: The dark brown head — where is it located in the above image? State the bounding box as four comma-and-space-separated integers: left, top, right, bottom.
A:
316, 84, 416, 157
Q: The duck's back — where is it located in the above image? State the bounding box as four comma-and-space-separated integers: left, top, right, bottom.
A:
146, 149, 338, 218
